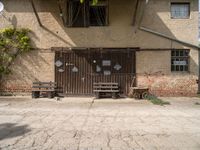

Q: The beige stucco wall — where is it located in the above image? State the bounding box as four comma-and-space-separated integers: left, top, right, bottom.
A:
0, 0, 198, 48
136, 50, 198, 96
0, 51, 55, 93
0, 0, 199, 95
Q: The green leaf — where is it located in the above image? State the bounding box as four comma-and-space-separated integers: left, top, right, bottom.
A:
92, 0, 98, 5
0, 27, 32, 79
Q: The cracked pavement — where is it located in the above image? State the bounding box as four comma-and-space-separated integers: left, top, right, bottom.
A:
0, 96, 200, 150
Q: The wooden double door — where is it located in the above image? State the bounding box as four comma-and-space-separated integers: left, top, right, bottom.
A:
55, 50, 136, 96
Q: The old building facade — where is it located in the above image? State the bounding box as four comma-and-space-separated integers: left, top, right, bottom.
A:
0, 0, 199, 96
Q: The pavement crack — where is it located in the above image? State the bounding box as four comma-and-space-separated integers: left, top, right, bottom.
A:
106, 133, 112, 150
31, 139, 35, 147
76, 99, 95, 150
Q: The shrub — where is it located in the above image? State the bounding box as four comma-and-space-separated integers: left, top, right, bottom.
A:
0, 28, 32, 79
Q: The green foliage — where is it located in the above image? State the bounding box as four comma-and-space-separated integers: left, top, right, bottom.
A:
80, 0, 98, 5
0, 28, 31, 79
146, 94, 170, 106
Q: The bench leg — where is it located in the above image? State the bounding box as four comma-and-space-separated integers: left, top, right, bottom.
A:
112, 93, 117, 99
32, 91, 40, 99
48, 92, 55, 99
95, 92, 100, 99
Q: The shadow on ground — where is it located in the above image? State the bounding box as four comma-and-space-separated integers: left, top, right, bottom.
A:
0, 123, 31, 140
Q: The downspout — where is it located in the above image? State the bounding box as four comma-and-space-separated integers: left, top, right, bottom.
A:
137, 0, 200, 93
31, 0, 66, 27
138, 0, 199, 49
132, 0, 140, 26
57, 0, 66, 26
30, 0, 43, 27
139, 27, 200, 49
198, 49, 200, 94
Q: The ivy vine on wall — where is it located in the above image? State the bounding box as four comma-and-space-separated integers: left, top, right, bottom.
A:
0, 28, 32, 79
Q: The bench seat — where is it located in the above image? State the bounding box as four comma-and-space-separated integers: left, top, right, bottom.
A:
32, 82, 57, 99
93, 82, 120, 99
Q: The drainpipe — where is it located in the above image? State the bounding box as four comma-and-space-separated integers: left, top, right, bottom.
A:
30, 0, 43, 27
198, 49, 200, 94
139, 27, 200, 49
57, 0, 66, 26
138, 0, 199, 50
137, 0, 200, 93
132, 0, 140, 26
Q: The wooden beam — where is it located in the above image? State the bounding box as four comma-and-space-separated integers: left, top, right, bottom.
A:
51, 47, 140, 52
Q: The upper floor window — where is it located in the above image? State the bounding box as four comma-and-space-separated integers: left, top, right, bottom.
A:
171, 3, 190, 19
67, 0, 109, 27
171, 49, 189, 72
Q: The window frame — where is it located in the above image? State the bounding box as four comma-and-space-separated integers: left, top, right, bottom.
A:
89, 0, 109, 26
66, 0, 89, 27
171, 49, 190, 72
66, 0, 109, 27
170, 2, 190, 19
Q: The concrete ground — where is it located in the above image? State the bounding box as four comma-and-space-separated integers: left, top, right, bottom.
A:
0, 97, 200, 150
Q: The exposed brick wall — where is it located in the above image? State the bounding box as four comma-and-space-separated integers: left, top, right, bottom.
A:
0, 50, 54, 95
137, 74, 198, 96
0, 85, 32, 93
136, 50, 199, 97
0, 0, 198, 97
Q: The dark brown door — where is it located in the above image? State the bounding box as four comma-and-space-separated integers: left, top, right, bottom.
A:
55, 50, 136, 96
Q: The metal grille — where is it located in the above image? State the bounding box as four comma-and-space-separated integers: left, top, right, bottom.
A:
171, 49, 189, 72
55, 50, 136, 96
171, 3, 190, 19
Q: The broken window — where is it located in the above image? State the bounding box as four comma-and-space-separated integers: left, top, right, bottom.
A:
67, 0, 108, 27
171, 50, 189, 72
171, 3, 190, 19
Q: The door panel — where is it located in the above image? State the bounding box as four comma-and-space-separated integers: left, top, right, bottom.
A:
55, 50, 136, 95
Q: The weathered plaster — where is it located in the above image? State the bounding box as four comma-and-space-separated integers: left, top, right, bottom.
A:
0, 0, 199, 96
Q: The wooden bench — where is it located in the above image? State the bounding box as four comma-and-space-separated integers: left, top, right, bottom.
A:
129, 87, 149, 99
93, 82, 120, 99
32, 82, 57, 99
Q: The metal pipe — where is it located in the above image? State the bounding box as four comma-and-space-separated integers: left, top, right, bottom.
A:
58, 0, 66, 26
139, 26, 200, 49
138, 0, 200, 93
132, 0, 140, 26
198, 49, 200, 94
139, 27, 200, 94
30, 0, 43, 27
138, 0, 199, 49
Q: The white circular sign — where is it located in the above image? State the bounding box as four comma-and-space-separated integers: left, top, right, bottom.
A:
55, 60, 63, 67
0, 2, 4, 13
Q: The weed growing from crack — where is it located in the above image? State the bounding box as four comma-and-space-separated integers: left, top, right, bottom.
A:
195, 102, 200, 105
146, 94, 170, 106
